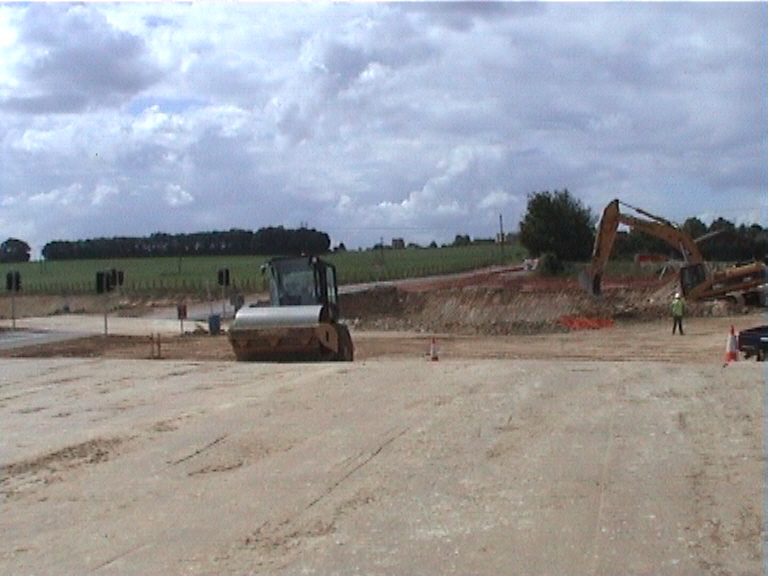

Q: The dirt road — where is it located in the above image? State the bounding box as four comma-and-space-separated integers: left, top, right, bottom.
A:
1, 322, 763, 575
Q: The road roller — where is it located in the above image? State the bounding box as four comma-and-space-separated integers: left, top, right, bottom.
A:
228, 255, 353, 361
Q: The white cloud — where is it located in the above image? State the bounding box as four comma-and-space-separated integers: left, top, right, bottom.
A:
29, 183, 84, 207
92, 183, 118, 206
479, 191, 516, 211
0, 8, 22, 93
163, 183, 194, 207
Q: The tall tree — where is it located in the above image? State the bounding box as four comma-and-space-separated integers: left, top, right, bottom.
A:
518, 189, 595, 261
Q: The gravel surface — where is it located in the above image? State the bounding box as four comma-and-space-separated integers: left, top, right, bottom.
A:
1, 281, 765, 575
1, 315, 764, 575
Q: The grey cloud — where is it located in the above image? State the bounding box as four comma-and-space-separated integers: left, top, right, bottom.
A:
6, 4, 163, 114
143, 15, 177, 30
275, 102, 314, 145
182, 50, 271, 109
187, 129, 258, 194
2, 93, 89, 115
320, 42, 371, 96
401, 2, 543, 32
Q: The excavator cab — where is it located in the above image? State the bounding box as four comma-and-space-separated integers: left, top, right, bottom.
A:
679, 263, 708, 298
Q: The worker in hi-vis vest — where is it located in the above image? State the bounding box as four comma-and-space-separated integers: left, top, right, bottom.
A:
671, 292, 685, 335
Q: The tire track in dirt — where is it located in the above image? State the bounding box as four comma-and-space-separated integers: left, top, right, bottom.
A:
1, 437, 128, 501
218, 426, 409, 573
682, 370, 762, 573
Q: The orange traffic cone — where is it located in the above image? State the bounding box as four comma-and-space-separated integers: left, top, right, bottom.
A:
723, 326, 738, 366
429, 337, 439, 361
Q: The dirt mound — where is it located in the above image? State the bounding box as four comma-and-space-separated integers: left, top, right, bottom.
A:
3, 270, 748, 338
341, 278, 744, 335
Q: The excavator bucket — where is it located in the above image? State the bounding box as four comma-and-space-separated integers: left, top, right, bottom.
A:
579, 269, 601, 296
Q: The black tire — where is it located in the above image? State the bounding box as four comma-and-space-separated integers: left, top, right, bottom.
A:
757, 349, 766, 362
335, 324, 354, 362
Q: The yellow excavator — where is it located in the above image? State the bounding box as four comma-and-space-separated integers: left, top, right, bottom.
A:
228, 255, 353, 361
580, 199, 767, 302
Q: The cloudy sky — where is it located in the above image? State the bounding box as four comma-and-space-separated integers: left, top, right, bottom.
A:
0, 2, 765, 255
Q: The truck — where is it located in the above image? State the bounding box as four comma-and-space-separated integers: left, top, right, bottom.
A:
228, 255, 354, 362
580, 199, 767, 303
736, 326, 768, 361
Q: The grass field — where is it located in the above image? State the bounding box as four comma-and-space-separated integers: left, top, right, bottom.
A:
0, 242, 529, 296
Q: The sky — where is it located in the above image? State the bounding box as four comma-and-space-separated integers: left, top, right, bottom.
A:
0, 2, 766, 256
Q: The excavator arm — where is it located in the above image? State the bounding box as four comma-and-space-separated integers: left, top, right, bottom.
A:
580, 199, 704, 296
581, 198, 767, 301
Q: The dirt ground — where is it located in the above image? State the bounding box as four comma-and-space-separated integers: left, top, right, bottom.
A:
0, 276, 766, 575
0, 313, 762, 366
0, 271, 760, 365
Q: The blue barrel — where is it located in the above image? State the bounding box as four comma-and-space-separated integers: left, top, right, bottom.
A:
208, 314, 221, 335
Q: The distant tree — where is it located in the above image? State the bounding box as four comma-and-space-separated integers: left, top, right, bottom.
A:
618, 227, 675, 257
518, 189, 595, 261
745, 224, 768, 262
701, 217, 736, 261
453, 234, 471, 247
0, 238, 31, 263
709, 217, 735, 234
682, 217, 708, 241
701, 218, 760, 262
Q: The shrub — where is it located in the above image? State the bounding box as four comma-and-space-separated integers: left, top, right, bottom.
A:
538, 252, 564, 276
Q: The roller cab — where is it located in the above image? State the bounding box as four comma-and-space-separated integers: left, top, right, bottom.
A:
228, 256, 353, 361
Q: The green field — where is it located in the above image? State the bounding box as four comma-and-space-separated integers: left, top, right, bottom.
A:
0, 242, 528, 296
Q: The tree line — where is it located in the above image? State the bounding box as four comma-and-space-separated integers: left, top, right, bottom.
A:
614, 216, 767, 263
38, 226, 331, 261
